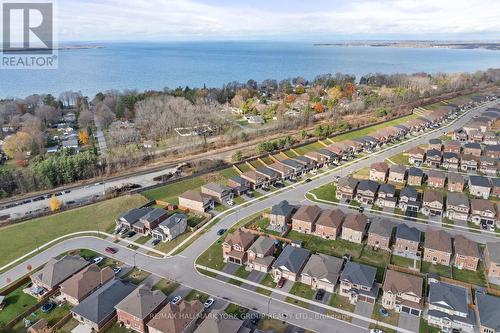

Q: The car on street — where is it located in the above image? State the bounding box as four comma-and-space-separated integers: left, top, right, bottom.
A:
64, 190, 71, 193
92, 256, 104, 265
332, 176, 340, 182
304, 178, 312, 183
171, 296, 182, 305
105, 247, 117, 254
277, 278, 286, 288
217, 228, 227, 236
113, 267, 122, 274
274, 182, 284, 188
55, 192, 63, 196
204, 297, 215, 309
358, 206, 364, 213
370, 330, 385, 333
315, 289, 325, 301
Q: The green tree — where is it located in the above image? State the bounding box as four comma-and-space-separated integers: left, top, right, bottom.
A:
232, 150, 243, 162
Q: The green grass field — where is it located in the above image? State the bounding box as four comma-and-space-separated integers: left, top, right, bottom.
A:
0, 282, 37, 325
152, 278, 180, 296
256, 273, 276, 296
286, 231, 363, 259
285, 282, 315, 308
142, 177, 207, 204
0, 194, 148, 268
294, 142, 324, 155
309, 183, 338, 202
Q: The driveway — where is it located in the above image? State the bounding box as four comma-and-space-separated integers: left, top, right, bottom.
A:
241, 270, 266, 291
308, 291, 332, 314
398, 312, 420, 333
352, 301, 374, 328
216, 262, 240, 282
271, 280, 293, 301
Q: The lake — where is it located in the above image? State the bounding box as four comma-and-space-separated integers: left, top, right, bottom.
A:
1, 41, 499, 98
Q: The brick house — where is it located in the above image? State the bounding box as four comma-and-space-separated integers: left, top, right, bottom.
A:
341, 213, 368, 244
485, 144, 500, 159
453, 235, 480, 271
460, 154, 479, 172
240, 170, 268, 190
442, 152, 460, 171
426, 170, 446, 189
388, 164, 407, 184
314, 208, 345, 240
178, 190, 214, 213
428, 138, 442, 151
222, 230, 255, 265
447, 173, 465, 193
247, 236, 276, 272
269, 200, 296, 232
336, 176, 358, 201
367, 219, 394, 251
484, 242, 500, 280
394, 224, 421, 258
381, 270, 424, 316
421, 190, 444, 216
445, 192, 469, 222
479, 156, 498, 176
300, 254, 343, 293
470, 199, 497, 227
116, 285, 168, 333
463, 142, 482, 157
291, 205, 322, 234
201, 182, 234, 204
271, 245, 310, 282
408, 147, 425, 166
60, 265, 114, 305
443, 140, 461, 154
355, 180, 379, 205
147, 300, 204, 333
369, 162, 389, 182
267, 162, 294, 180
227, 176, 250, 196
425, 149, 442, 168
339, 261, 379, 304
255, 166, 280, 185
423, 229, 453, 266
407, 167, 424, 186
469, 175, 492, 199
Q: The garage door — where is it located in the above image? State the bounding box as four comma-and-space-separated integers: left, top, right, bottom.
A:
410, 309, 421, 316
401, 306, 411, 314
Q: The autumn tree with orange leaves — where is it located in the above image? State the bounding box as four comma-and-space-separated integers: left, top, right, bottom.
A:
78, 130, 90, 145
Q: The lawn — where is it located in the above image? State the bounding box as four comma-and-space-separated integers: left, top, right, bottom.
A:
104, 322, 131, 333
12, 303, 72, 330
285, 282, 315, 308
390, 255, 421, 270
419, 318, 441, 333
256, 273, 277, 296
184, 289, 209, 303
195, 240, 224, 270
386, 152, 409, 165
353, 167, 370, 180
142, 177, 207, 204
355, 247, 390, 282
0, 194, 148, 268
152, 278, 180, 296
154, 231, 194, 255
371, 303, 399, 327
224, 303, 249, 320
0, 283, 37, 325
123, 268, 151, 284
219, 167, 240, 179
309, 183, 338, 202
452, 265, 486, 286
421, 262, 452, 278
59, 318, 80, 332
286, 231, 363, 259
329, 294, 355, 313
257, 317, 289, 333
294, 142, 324, 155
228, 265, 251, 286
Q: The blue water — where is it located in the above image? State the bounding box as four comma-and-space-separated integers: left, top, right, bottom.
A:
1, 41, 499, 98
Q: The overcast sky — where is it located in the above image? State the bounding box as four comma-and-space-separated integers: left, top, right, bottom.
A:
56, 0, 500, 42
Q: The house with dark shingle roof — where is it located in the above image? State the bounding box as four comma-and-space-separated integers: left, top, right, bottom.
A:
394, 224, 421, 258
31, 255, 89, 291
300, 254, 343, 293
445, 193, 469, 222
339, 261, 379, 304
475, 291, 500, 333
407, 167, 424, 186
425, 149, 442, 168
336, 176, 358, 201
247, 236, 276, 272
71, 280, 136, 331
313, 208, 345, 240
222, 230, 255, 265
388, 164, 407, 184
341, 213, 368, 244
271, 245, 310, 282
469, 175, 492, 199
423, 229, 453, 266
381, 270, 423, 316
376, 183, 397, 209
442, 152, 460, 171
355, 179, 379, 205
398, 186, 420, 212
447, 173, 466, 193
269, 200, 296, 231
291, 205, 321, 234
421, 190, 444, 216
453, 235, 480, 271
367, 219, 394, 251
470, 199, 497, 227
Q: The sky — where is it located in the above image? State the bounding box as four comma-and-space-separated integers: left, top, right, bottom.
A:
54, 0, 500, 42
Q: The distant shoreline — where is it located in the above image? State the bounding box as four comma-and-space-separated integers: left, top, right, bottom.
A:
3, 45, 104, 52
314, 41, 500, 51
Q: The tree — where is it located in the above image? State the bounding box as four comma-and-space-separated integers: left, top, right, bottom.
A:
313, 103, 324, 113
78, 109, 94, 128
300, 130, 308, 140
78, 130, 90, 145
2, 132, 34, 159
49, 195, 62, 212
327, 86, 342, 101
231, 150, 243, 162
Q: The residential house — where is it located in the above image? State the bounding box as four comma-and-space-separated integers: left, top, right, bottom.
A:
480, 156, 498, 176
493, 178, 500, 197
443, 140, 462, 154
304, 151, 326, 167
470, 199, 497, 227
445, 193, 470, 222
369, 162, 389, 182
27, 319, 50, 333
222, 230, 255, 265
117, 207, 155, 232
271, 245, 310, 282
469, 175, 492, 199
355, 180, 379, 205
463, 142, 482, 157
394, 224, 421, 258
300, 254, 343, 293
408, 147, 425, 166
60, 265, 114, 305
267, 162, 294, 180
201, 182, 234, 204
442, 152, 460, 171
422, 190, 444, 216
255, 167, 280, 185
381, 270, 423, 316
427, 281, 475, 333
71, 280, 136, 331
148, 300, 204, 333
470, 130, 484, 143
426, 170, 446, 189
193, 308, 244, 333
269, 200, 295, 232
280, 159, 305, 177
314, 208, 345, 240
294, 155, 316, 171
454, 129, 468, 142
339, 261, 379, 304
227, 176, 250, 196
423, 229, 453, 266
428, 138, 442, 151
485, 242, 500, 281
131, 208, 170, 235
425, 149, 442, 168
447, 173, 466, 192
398, 187, 420, 213
292, 205, 321, 234
240, 171, 268, 190
407, 167, 424, 186
178, 190, 214, 213
367, 219, 394, 251
116, 285, 169, 333
475, 291, 500, 333
388, 164, 407, 184
376, 184, 397, 209
461, 154, 479, 172
341, 213, 368, 244
485, 145, 500, 159
336, 176, 358, 201
247, 236, 276, 272
151, 213, 188, 242
453, 235, 480, 271
316, 148, 339, 164
483, 132, 499, 145
31, 255, 89, 291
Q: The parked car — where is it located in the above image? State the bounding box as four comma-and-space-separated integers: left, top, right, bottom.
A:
127, 231, 136, 238
277, 278, 286, 288
113, 267, 122, 274
315, 289, 325, 301
55, 192, 63, 196
64, 190, 71, 193
332, 176, 340, 182
370, 330, 385, 333
171, 296, 182, 305
274, 182, 284, 188
152, 239, 161, 246
304, 178, 312, 183
227, 200, 234, 206
358, 206, 364, 213
105, 247, 117, 254
204, 297, 215, 309
92, 256, 104, 265
119, 228, 129, 236
217, 228, 227, 236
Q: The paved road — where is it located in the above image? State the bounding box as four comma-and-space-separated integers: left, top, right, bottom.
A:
1, 101, 498, 333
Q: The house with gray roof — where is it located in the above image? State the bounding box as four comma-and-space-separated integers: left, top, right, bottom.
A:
151, 213, 187, 242
294, 155, 316, 171
376, 183, 397, 209
475, 291, 500, 333
356, 179, 379, 205
132, 208, 169, 235
269, 200, 296, 232
71, 280, 136, 331
316, 148, 339, 163
201, 182, 234, 204
398, 186, 420, 212
280, 159, 305, 176
427, 281, 475, 333
469, 175, 492, 199
367, 219, 394, 251
31, 255, 89, 291
271, 245, 309, 282
300, 254, 343, 293
247, 236, 276, 272
255, 166, 280, 183
394, 224, 421, 258
339, 261, 379, 304
117, 207, 154, 230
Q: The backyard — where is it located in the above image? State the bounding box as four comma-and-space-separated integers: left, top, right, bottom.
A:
309, 183, 338, 202
0, 282, 37, 325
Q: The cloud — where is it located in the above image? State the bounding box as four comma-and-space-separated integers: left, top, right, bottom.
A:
56, 0, 500, 41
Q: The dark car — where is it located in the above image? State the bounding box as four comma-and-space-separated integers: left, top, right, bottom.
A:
64, 190, 71, 193
304, 178, 312, 183
105, 247, 117, 254
277, 278, 286, 288
127, 231, 136, 238
358, 206, 364, 213
55, 192, 63, 196
315, 289, 325, 301
217, 228, 227, 236
152, 239, 161, 246
274, 182, 284, 189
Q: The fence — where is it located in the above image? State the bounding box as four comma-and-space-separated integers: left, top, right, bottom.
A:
50, 312, 73, 332
7, 288, 60, 328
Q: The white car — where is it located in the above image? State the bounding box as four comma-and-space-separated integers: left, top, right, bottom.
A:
171, 296, 182, 305
204, 297, 215, 309
370, 329, 385, 333
92, 256, 104, 265
227, 200, 234, 206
